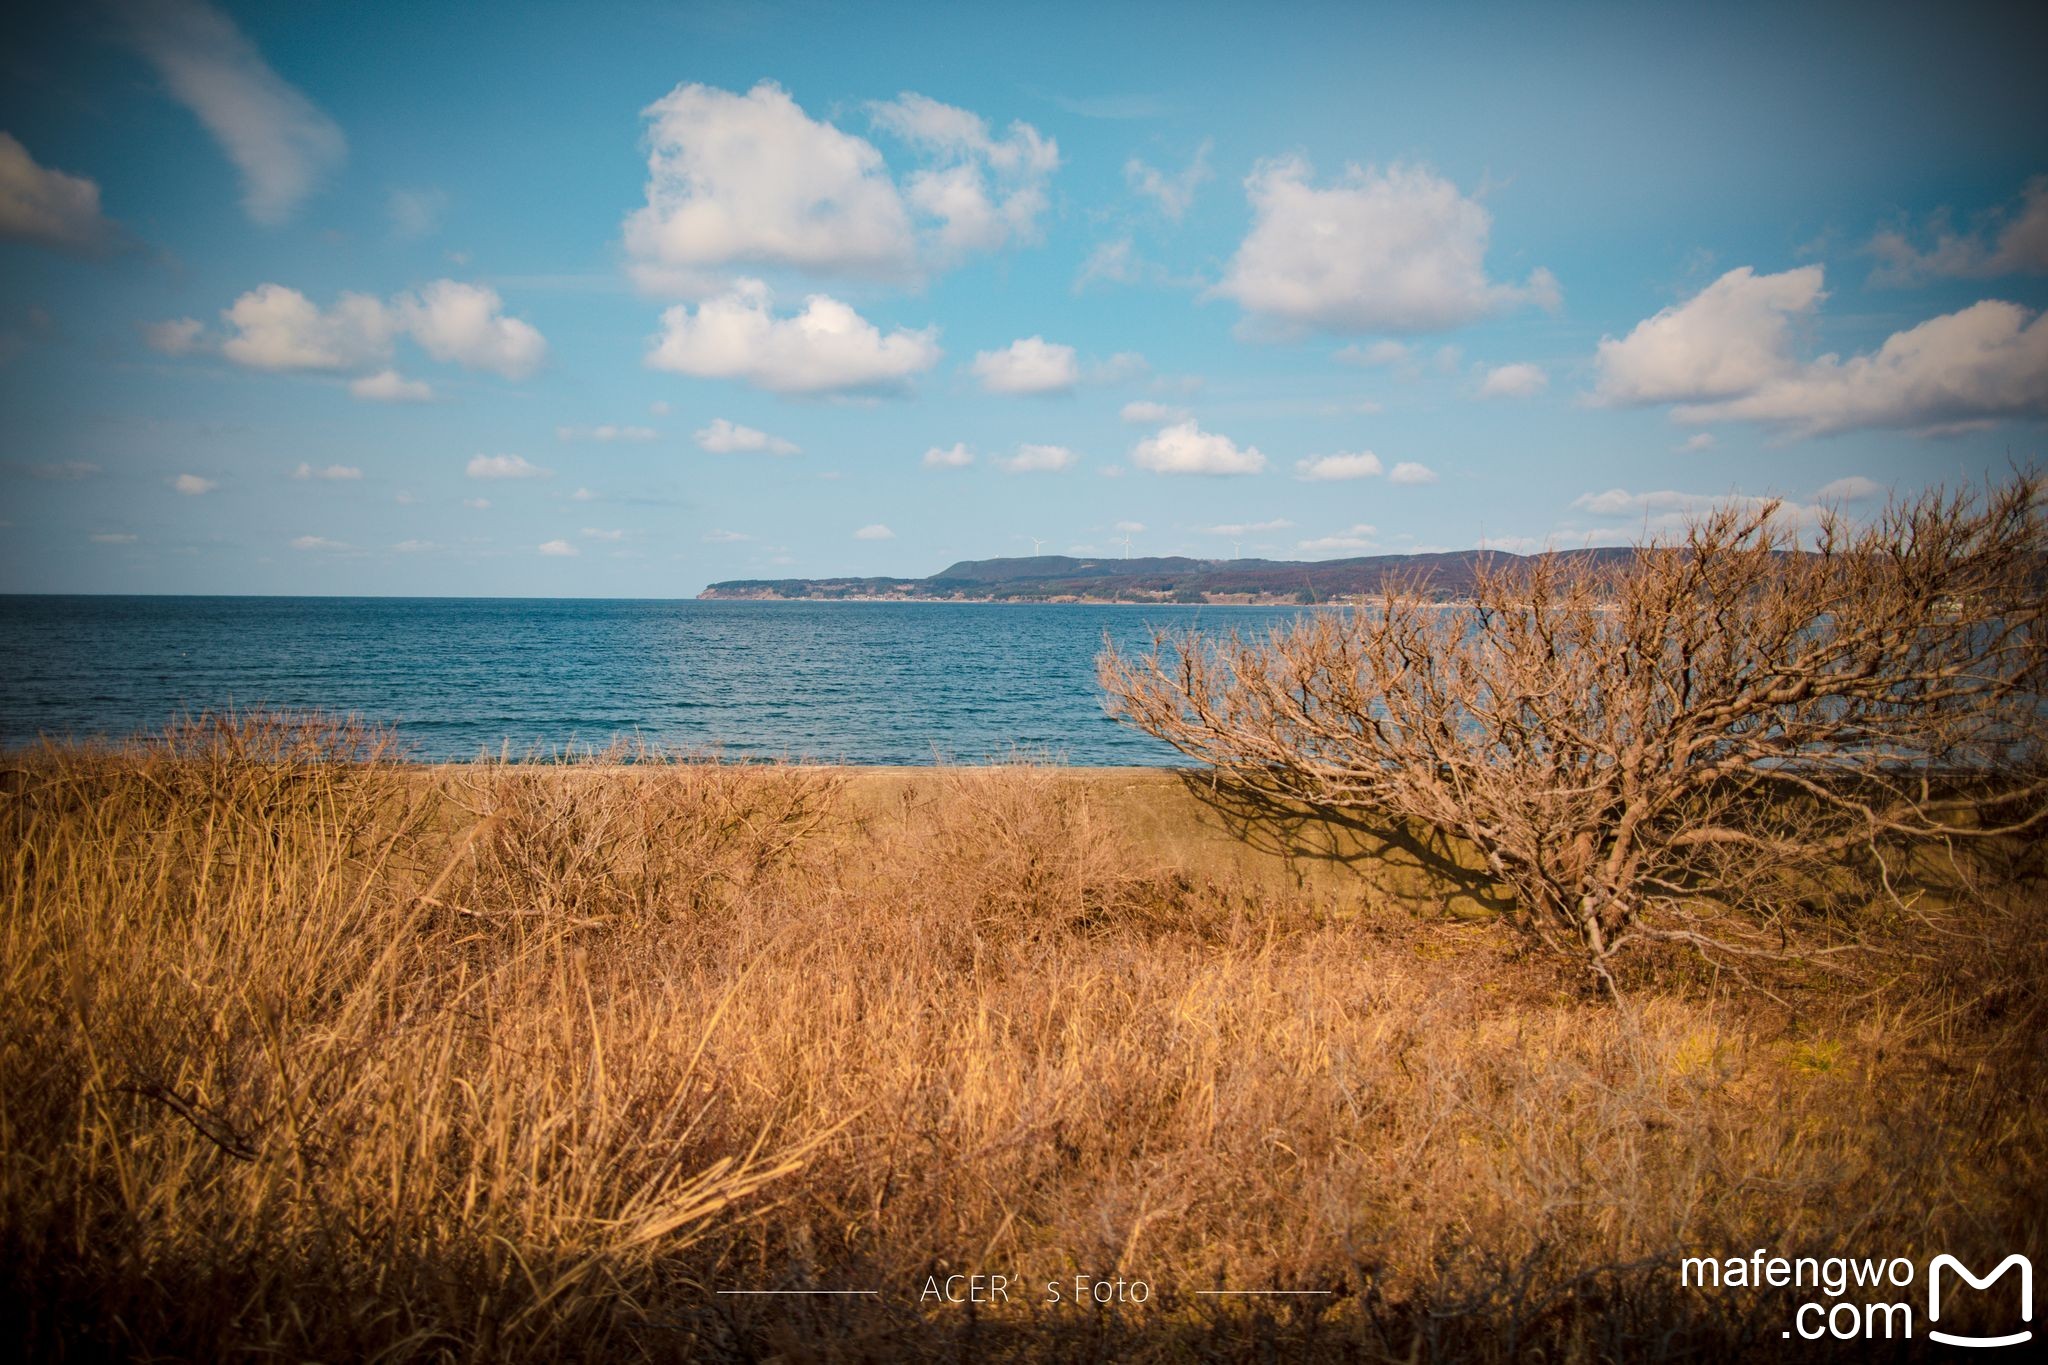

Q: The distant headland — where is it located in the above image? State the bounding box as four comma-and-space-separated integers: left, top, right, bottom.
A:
697, 548, 1638, 605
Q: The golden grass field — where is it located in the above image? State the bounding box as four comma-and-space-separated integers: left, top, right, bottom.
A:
3, 714, 2043, 1361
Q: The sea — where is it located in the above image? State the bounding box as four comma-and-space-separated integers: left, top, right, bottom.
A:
0, 596, 1314, 765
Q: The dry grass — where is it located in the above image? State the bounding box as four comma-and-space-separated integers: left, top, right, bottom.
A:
3, 713, 2044, 1360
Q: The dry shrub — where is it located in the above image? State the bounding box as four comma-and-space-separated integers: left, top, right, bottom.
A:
3, 719, 2044, 1360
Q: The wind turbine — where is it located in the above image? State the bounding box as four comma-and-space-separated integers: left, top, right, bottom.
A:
1118, 533, 1133, 559
1029, 536, 1045, 556
1231, 539, 1241, 561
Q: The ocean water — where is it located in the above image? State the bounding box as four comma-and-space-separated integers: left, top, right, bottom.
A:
0, 596, 1313, 765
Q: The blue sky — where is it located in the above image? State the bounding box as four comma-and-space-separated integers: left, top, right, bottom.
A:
2, 0, 2044, 596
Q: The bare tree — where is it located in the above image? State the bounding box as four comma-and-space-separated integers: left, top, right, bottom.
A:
1100, 477, 2046, 984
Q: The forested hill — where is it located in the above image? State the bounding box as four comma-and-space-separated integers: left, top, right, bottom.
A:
699, 548, 1640, 603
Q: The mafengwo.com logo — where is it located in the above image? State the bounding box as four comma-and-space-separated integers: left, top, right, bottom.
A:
1681, 1249, 2032, 1346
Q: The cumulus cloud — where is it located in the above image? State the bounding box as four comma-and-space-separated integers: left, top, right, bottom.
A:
1671, 299, 2048, 437
462, 497, 491, 509
1199, 518, 1293, 535
290, 534, 349, 551
1120, 399, 1186, 424
994, 443, 1077, 473
646, 279, 939, 394
622, 82, 1055, 293
398, 281, 546, 379
702, 529, 751, 543
142, 318, 206, 355
694, 418, 799, 454
293, 462, 360, 480
1869, 177, 2048, 285
1676, 432, 1717, 453
1479, 362, 1548, 397
581, 527, 629, 542
1131, 419, 1266, 476
1294, 451, 1383, 481
121, 0, 345, 224
538, 539, 578, 557
91, 532, 138, 544
1114, 520, 1147, 533
1817, 474, 1883, 501
221, 284, 394, 371
466, 453, 547, 480
1388, 461, 1438, 486
171, 473, 215, 494
1593, 266, 1825, 405
350, 369, 431, 402
971, 335, 1079, 394
0, 133, 115, 252
17, 460, 100, 480
872, 92, 1059, 259
922, 442, 973, 468
1217, 158, 1559, 334
1125, 139, 1211, 221
216, 280, 544, 380
853, 523, 895, 540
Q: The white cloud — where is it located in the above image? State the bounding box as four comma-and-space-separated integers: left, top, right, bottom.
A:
1570, 487, 1826, 538
1125, 139, 1211, 221
1671, 299, 2048, 437
870, 92, 1058, 259
1593, 266, 1825, 405
559, 423, 659, 443
1294, 451, 1384, 481
392, 539, 440, 553
171, 473, 215, 494
624, 82, 1055, 292
1120, 399, 1187, 424
649, 400, 672, 416
293, 462, 360, 481
350, 369, 431, 402
971, 335, 1079, 394
142, 318, 206, 355
290, 534, 348, 551
1817, 475, 1884, 501
1869, 177, 2048, 285
221, 284, 395, 371
397, 281, 546, 380
1298, 524, 1380, 554
1131, 419, 1266, 476
466, 453, 548, 480
0, 133, 115, 251
994, 443, 1077, 473
1114, 519, 1147, 533
462, 497, 491, 509
571, 487, 597, 501
122, 0, 346, 225
1479, 362, 1548, 398
694, 417, 800, 454
1388, 461, 1438, 486
91, 532, 138, 544
1335, 340, 1411, 367
922, 442, 973, 468
386, 186, 446, 239
581, 527, 629, 541
1676, 432, 1717, 453
1199, 518, 1293, 535
854, 523, 895, 540
392, 491, 415, 504
646, 279, 939, 394
702, 528, 751, 543
216, 280, 543, 379
626, 81, 910, 288
538, 539, 579, 557
1217, 158, 1559, 334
